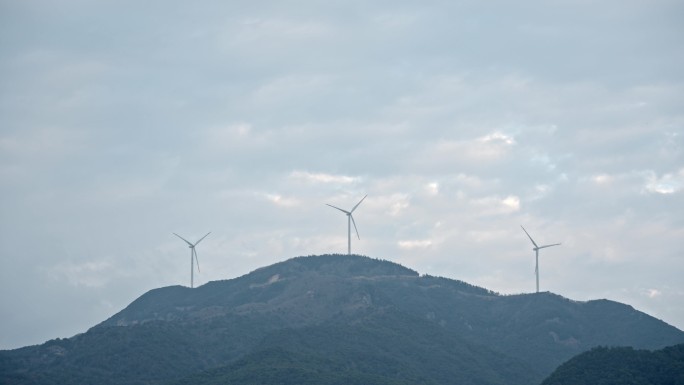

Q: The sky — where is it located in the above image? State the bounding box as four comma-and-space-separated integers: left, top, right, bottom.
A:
1, 0, 683, 349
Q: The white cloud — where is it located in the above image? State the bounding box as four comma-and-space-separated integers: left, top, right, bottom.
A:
643, 169, 684, 194
582, 169, 683, 195
502, 196, 521, 210
398, 239, 433, 249
426, 182, 439, 195
592, 174, 612, 185
647, 288, 662, 299
480, 132, 516, 146
262, 193, 300, 207
385, 194, 411, 216
470, 195, 521, 216
429, 132, 517, 163
290, 171, 359, 184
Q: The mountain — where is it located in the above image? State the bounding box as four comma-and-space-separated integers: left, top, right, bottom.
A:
2, 254, 683, 385
541, 344, 684, 385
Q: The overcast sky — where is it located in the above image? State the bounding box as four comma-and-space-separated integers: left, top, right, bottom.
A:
1, 0, 683, 349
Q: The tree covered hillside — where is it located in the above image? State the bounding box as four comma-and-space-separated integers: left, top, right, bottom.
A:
542, 344, 684, 385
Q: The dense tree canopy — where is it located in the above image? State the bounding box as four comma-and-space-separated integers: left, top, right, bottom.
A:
542, 344, 684, 385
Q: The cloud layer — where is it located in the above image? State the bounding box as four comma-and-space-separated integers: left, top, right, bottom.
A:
1, 0, 683, 349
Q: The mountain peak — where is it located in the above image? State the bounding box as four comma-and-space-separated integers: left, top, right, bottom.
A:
94, 254, 420, 329
246, 254, 419, 281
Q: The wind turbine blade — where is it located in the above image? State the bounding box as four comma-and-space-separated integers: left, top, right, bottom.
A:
538, 243, 561, 249
193, 231, 211, 246
173, 233, 193, 246
350, 194, 367, 213
351, 214, 360, 240
520, 226, 538, 248
326, 203, 350, 214
193, 248, 200, 273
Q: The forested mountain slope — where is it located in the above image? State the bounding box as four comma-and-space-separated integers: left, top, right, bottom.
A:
541, 344, 684, 385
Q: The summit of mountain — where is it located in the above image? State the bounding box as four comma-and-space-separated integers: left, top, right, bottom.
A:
95, 254, 424, 328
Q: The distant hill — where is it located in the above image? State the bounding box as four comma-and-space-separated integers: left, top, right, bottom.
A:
541, 344, 684, 385
1, 254, 683, 385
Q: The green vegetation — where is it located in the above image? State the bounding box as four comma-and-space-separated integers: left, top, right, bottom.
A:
172, 307, 535, 385
173, 348, 421, 385
541, 344, 684, 385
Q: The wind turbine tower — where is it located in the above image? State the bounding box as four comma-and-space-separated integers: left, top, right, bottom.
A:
173, 232, 210, 288
327, 195, 367, 255
520, 226, 561, 293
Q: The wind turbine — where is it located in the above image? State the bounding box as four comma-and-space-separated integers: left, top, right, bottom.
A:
326, 195, 367, 255
520, 226, 561, 293
173, 232, 210, 288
